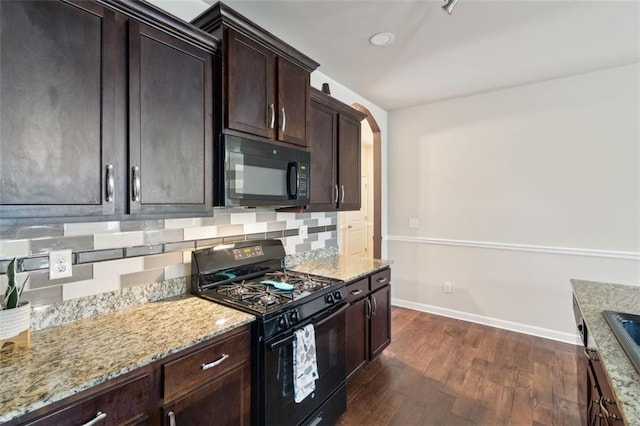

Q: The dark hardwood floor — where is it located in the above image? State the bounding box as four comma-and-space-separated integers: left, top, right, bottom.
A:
336, 307, 584, 426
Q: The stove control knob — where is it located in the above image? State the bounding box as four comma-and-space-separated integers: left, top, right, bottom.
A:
325, 293, 335, 304
333, 290, 343, 301
278, 316, 288, 330
289, 310, 299, 324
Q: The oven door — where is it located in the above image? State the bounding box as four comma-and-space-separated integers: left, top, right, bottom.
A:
263, 303, 347, 426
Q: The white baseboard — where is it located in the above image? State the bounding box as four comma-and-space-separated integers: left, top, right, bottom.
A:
391, 298, 581, 346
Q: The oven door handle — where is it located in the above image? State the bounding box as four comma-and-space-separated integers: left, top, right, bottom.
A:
267, 303, 348, 351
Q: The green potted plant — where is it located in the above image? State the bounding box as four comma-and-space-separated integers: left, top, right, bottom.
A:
0, 258, 30, 341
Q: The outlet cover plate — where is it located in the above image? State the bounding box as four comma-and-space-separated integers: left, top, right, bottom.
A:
299, 225, 308, 239
49, 249, 73, 280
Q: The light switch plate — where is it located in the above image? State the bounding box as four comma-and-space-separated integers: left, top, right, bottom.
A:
49, 249, 73, 280
409, 218, 419, 229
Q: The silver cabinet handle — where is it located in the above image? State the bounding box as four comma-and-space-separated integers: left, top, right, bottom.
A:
372, 295, 378, 316
105, 164, 114, 202
82, 412, 107, 426
333, 185, 339, 203
201, 353, 229, 370
340, 185, 345, 203
268, 104, 275, 129
280, 107, 286, 132
377, 277, 388, 284
365, 298, 372, 319
350, 288, 363, 296
131, 166, 140, 202
168, 411, 176, 426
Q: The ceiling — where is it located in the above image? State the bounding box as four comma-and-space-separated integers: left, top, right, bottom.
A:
149, 0, 640, 111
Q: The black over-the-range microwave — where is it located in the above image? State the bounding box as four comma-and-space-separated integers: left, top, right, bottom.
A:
214, 134, 310, 207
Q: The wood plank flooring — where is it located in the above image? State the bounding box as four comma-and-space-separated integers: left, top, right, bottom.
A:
336, 307, 584, 426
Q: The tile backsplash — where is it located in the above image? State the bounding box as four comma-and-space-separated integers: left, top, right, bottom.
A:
0, 209, 338, 308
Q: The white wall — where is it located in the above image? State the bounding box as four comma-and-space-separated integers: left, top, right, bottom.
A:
387, 63, 640, 342
311, 71, 390, 257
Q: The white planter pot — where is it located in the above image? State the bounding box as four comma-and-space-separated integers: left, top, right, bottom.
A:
0, 300, 31, 339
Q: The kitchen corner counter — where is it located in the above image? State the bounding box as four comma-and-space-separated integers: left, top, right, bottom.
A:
291, 255, 391, 282
572, 279, 640, 426
0, 296, 254, 423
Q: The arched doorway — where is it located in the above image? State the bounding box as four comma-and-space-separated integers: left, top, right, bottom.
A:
350, 103, 382, 259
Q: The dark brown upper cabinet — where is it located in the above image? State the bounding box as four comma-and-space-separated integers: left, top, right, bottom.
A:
307, 88, 367, 211
0, 0, 117, 219
192, 2, 319, 148
0, 0, 217, 220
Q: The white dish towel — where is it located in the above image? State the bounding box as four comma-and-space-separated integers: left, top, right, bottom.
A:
293, 324, 319, 403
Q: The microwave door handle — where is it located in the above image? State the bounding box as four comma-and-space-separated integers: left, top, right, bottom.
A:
287, 162, 298, 199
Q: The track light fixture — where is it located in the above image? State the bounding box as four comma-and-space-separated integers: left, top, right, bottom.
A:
442, 0, 458, 15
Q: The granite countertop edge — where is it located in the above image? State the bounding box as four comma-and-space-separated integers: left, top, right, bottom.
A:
290, 255, 391, 282
571, 279, 640, 426
0, 296, 255, 423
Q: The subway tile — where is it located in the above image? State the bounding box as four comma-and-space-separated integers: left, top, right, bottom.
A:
310, 212, 326, 220
230, 212, 257, 224
211, 214, 231, 225
125, 245, 163, 258
256, 212, 277, 222
284, 229, 298, 237
303, 219, 319, 228
164, 241, 195, 252
20, 256, 50, 272
266, 221, 286, 232
0, 224, 63, 240
184, 225, 217, 240
64, 221, 119, 237
311, 240, 325, 251
94, 231, 144, 250
144, 252, 182, 270
295, 213, 311, 220
23, 285, 63, 307
77, 248, 124, 264
28, 264, 93, 289
94, 257, 144, 278
324, 212, 338, 219
0, 239, 30, 258
327, 225, 337, 232
266, 231, 284, 239
223, 235, 245, 244
143, 229, 183, 245
243, 222, 267, 234
216, 224, 244, 237
62, 278, 118, 301
317, 216, 333, 226
195, 238, 223, 248
31, 236, 93, 254
120, 268, 164, 288
245, 232, 266, 241
308, 226, 325, 235
306, 233, 319, 242
120, 219, 164, 232
164, 263, 191, 280
276, 212, 296, 221
182, 251, 193, 263
326, 239, 338, 248
165, 218, 202, 229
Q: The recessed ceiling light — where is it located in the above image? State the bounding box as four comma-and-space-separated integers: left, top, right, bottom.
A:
369, 32, 395, 47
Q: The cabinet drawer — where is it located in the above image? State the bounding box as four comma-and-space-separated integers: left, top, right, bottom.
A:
370, 269, 391, 292
346, 278, 369, 303
27, 373, 151, 425
163, 327, 250, 402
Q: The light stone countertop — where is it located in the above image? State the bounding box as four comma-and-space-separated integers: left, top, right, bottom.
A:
291, 255, 391, 282
0, 296, 254, 423
572, 279, 640, 426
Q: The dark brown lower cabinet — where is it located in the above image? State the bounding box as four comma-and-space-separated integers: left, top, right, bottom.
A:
585, 347, 624, 425
345, 268, 391, 378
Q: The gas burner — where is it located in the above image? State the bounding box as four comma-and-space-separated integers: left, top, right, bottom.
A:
216, 281, 297, 309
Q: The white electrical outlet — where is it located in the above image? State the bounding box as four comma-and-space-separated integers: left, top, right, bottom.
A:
299, 225, 308, 239
408, 218, 419, 229
443, 281, 452, 294
49, 249, 73, 280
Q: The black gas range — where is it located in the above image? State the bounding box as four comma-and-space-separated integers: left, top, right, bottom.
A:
192, 239, 347, 426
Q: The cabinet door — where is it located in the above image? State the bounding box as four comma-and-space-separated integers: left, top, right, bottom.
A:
0, 0, 117, 218
277, 58, 309, 146
225, 28, 275, 139
369, 285, 391, 359
128, 21, 213, 215
162, 364, 251, 426
337, 114, 362, 211
308, 99, 338, 210
346, 297, 369, 378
